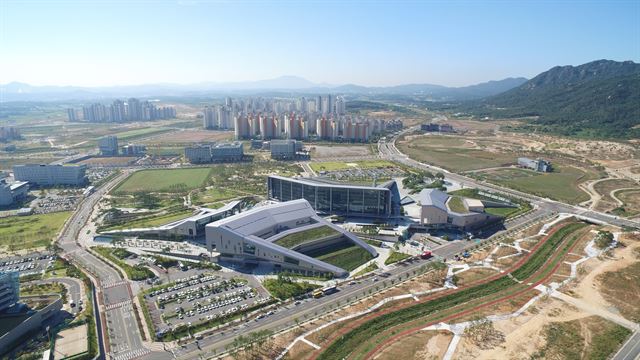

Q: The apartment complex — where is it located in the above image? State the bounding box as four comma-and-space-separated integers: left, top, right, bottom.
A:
13, 164, 87, 186
69, 98, 176, 122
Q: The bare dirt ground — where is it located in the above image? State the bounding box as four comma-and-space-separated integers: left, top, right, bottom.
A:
309, 144, 372, 158
143, 129, 233, 144
454, 231, 640, 360
374, 330, 452, 360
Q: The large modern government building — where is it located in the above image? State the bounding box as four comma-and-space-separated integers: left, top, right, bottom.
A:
205, 199, 377, 277
267, 175, 401, 218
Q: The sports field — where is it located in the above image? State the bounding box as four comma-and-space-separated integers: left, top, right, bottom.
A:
475, 166, 594, 204
0, 211, 71, 251
113, 168, 212, 194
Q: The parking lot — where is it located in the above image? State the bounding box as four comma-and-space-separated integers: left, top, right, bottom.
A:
29, 189, 82, 214
143, 272, 271, 333
0, 251, 55, 275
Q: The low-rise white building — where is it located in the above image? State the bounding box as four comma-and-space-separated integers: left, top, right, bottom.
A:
419, 189, 500, 231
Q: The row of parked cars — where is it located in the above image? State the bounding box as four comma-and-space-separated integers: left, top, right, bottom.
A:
155, 279, 245, 305
0, 254, 54, 273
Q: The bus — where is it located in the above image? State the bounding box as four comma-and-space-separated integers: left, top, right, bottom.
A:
322, 285, 338, 295
312, 289, 324, 298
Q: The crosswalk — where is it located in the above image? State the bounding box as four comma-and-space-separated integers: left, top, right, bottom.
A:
102, 280, 128, 289
112, 347, 151, 360
105, 299, 132, 310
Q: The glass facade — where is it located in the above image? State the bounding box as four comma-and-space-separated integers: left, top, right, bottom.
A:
268, 176, 390, 217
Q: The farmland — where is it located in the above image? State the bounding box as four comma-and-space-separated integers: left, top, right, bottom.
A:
473, 166, 596, 204
112, 168, 212, 194
0, 211, 71, 252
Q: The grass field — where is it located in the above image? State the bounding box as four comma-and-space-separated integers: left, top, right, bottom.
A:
475, 165, 594, 204
273, 226, 341, 249
93, 246, 155, 280
102, 209, 194, 231
535, 316, 631, 360
447, 196, 468, 213
113, 168, 212, 194
384, 251, 411, 265
397, 135, 515, 172
113, 127, 173, 141
0, 212, 71, 251
310, 160, 397, 172
614, 190, 640, 217
315, 245, 374, 271
594, 179, 639, 204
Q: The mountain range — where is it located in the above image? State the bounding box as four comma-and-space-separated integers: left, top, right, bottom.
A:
464, 59, 640, 139
0, 76, 527, 102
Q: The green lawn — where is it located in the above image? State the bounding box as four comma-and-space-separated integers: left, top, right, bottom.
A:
273, 226, 341, 249
113, 168, 212, 194
315, 245, 374, 271
113, 127, 173, 141
0, 211, 71, 251
93, 247, 155, 280
384, 251, 412, 265
262, 276, 321, 300
447, 196, 468, 213
398, 136, 515, 172
354, 262, 379, 276
310, 160, 397, 172
102, 209, 194, 231
192, 187, 242, 206
475, 165, 594, 204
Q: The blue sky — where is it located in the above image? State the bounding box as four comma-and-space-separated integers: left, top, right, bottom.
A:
1, 0, 639, 87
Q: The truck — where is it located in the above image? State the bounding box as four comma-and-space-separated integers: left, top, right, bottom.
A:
420, 250, 433, 260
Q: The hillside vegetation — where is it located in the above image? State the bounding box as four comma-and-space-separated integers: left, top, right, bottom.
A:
455, 60, 640, 139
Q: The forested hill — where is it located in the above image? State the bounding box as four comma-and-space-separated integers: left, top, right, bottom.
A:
473, 60, 640, 139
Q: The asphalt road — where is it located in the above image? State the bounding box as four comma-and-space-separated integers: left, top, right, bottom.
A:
56, 171, 172, 360
613, 331, 640, 360
36, 277, 84, 315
